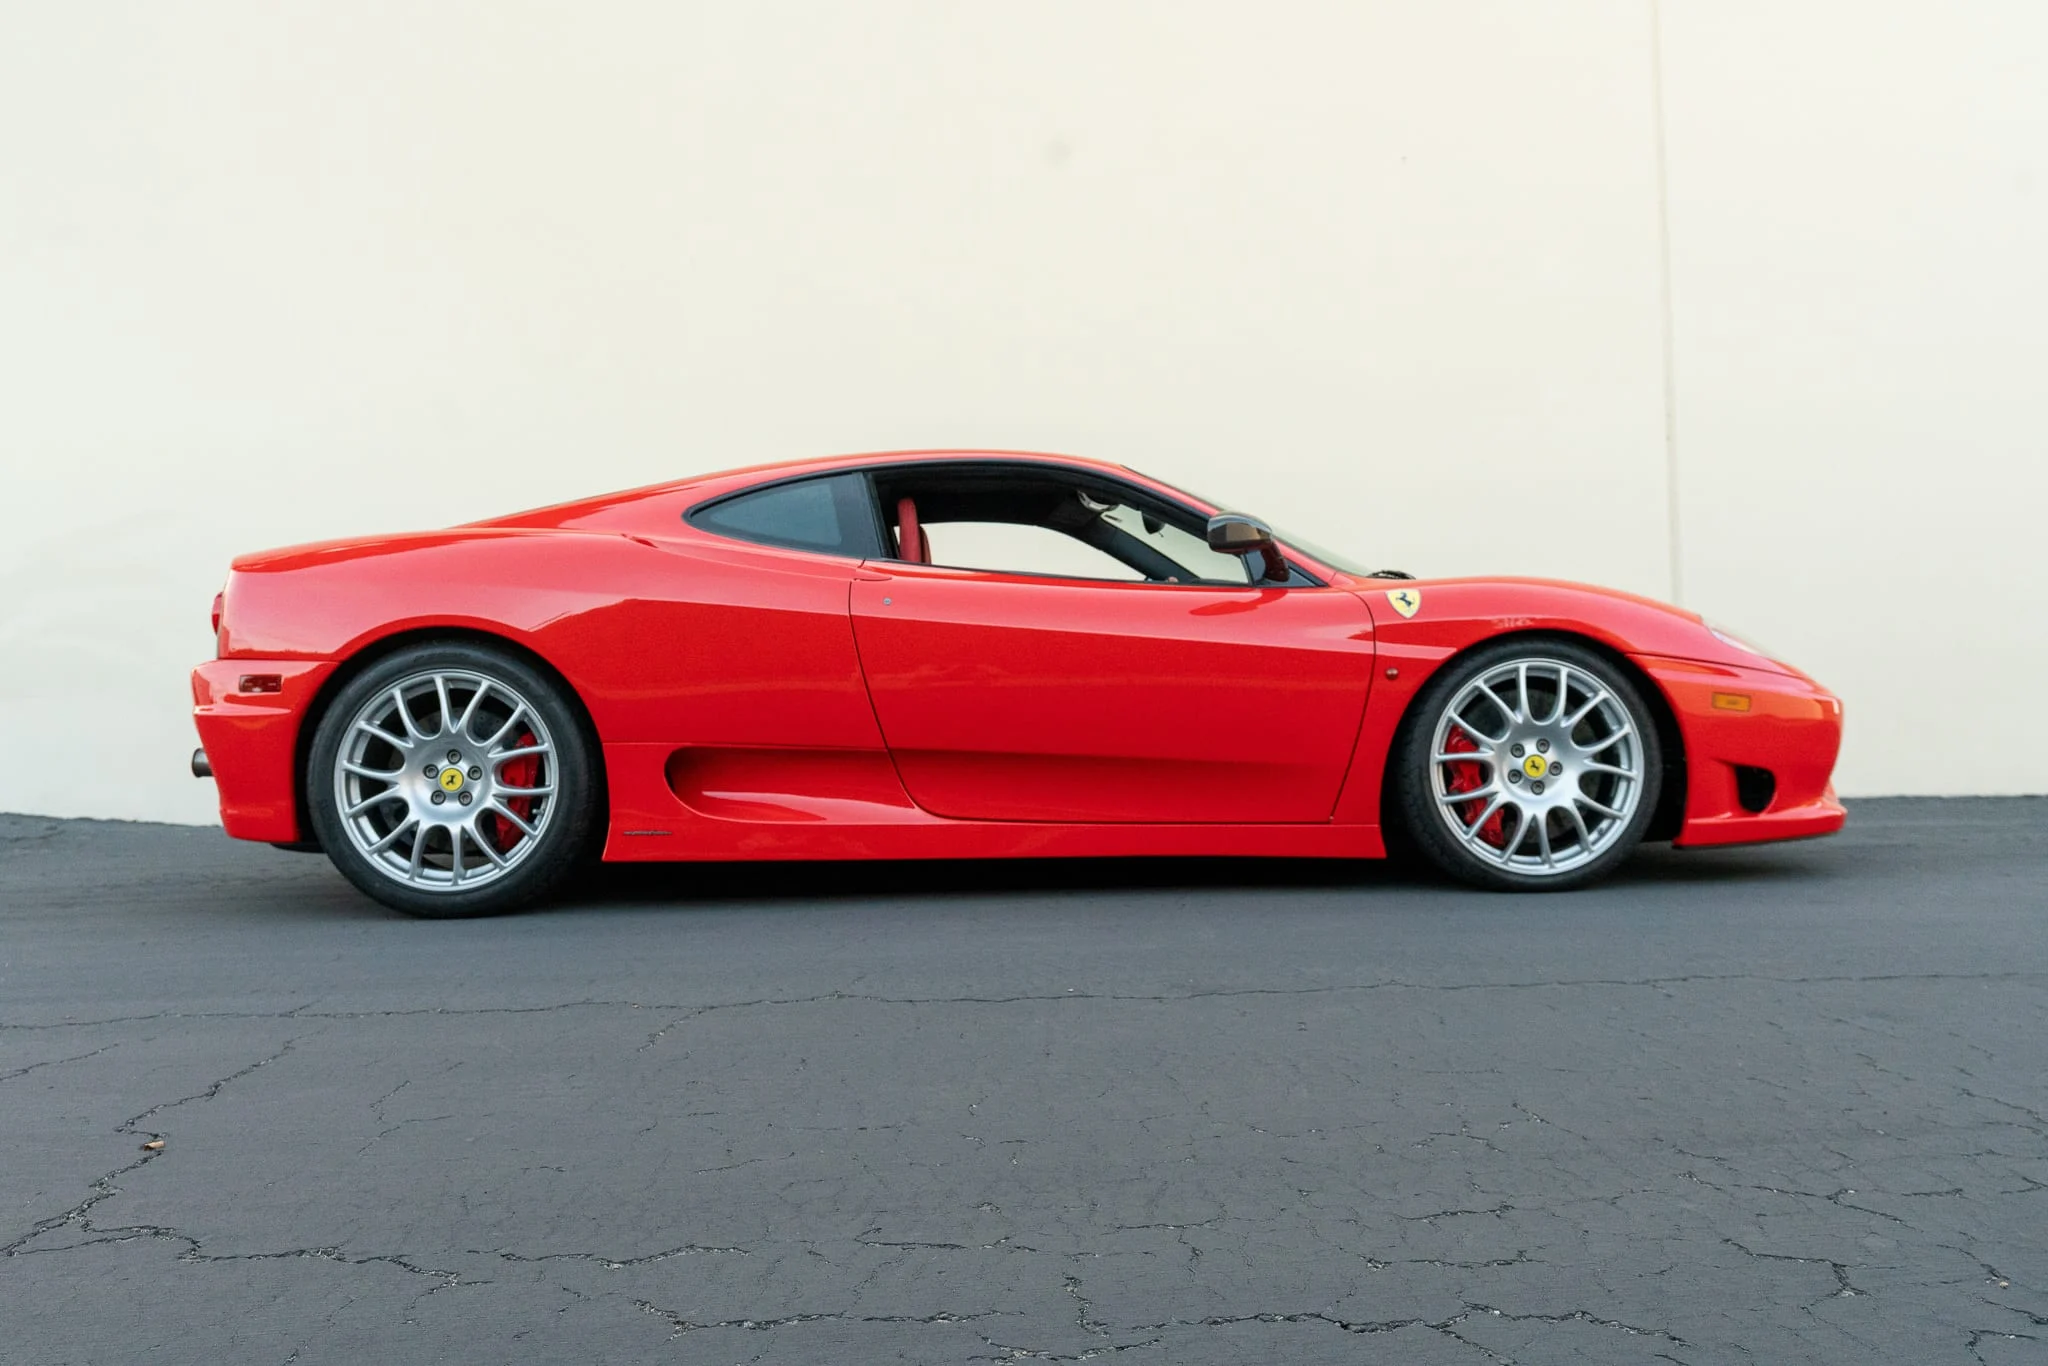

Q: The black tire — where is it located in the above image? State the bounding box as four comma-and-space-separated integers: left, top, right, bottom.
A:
1392, 637, 1662, 892
306, 642, 599, 917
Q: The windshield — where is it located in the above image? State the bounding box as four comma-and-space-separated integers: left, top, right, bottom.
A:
1148, 475, 1382, 578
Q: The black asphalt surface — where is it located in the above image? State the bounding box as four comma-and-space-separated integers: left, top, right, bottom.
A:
2, 800, 2044, 1365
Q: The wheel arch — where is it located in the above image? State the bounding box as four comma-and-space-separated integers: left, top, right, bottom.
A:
1378, 627, 1688, 844
291, 626, 610, 848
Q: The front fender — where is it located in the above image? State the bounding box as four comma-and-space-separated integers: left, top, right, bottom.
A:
1327, 577, 1831, 833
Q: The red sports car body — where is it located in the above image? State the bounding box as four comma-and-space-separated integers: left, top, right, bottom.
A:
192, 451, 1842, 911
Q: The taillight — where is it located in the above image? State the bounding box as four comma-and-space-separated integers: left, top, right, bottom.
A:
211, 591, 224, 637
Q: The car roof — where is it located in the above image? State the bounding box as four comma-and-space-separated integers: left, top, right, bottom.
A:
471, 450, 1150, 530
687, 448, 1134, 487
465, 448, 1371, 582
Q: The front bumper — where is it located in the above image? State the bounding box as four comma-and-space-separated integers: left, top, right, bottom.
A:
191, 659, 336, 842
1633, 655, 1847, 848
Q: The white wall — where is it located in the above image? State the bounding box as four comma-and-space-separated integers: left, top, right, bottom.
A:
1, 1, 2040, 825
1660, 1, 2048, 802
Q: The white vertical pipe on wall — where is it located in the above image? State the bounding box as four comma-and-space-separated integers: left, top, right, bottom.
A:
1649, 0, 1686, 608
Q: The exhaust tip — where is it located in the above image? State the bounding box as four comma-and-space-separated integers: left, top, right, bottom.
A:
191, 748, 213, 779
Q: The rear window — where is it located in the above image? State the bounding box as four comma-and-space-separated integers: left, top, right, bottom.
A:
688, 473, 881, 557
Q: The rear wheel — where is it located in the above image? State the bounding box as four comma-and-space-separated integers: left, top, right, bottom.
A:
307, 643, 598, 917
1393, 639, 1661, 891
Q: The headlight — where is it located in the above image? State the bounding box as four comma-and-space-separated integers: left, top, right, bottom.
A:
1707, 623, 1774, 660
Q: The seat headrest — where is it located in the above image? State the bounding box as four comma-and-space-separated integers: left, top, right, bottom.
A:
895, 497, 930, 563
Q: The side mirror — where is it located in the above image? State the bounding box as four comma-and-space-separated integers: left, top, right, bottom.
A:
1206, 513, 1289, 583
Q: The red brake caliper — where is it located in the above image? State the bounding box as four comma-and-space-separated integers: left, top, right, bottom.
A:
489, 729, 540, 853
1442, 728, 1508, 848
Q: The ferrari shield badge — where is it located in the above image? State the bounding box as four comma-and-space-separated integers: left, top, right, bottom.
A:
1385, 587, 1422, 619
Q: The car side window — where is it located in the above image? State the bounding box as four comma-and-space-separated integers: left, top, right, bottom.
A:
925, 522, 1148, 581
1095, 504, 1253, 585
874, 466, 1294, 586
913, 488, 1253, 586
688, 473, 881, 557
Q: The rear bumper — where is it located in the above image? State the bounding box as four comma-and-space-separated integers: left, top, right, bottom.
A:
191, 659, 335, 842
1632, 655, 1847, 849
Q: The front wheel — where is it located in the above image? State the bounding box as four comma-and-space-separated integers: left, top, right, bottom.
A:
1392, 640, 1662, 892
306, 643, 599, 917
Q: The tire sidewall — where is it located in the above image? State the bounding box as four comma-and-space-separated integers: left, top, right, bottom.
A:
307, 643, 598, 917
1394, 637, 1663, 892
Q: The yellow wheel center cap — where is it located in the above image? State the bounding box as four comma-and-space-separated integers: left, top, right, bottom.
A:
1522, 754, 1548, 780
439, 768, 465, 793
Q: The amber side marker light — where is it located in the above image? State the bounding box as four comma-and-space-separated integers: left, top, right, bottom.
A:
238, 674, 283, 694
1711, 692, 1753, 713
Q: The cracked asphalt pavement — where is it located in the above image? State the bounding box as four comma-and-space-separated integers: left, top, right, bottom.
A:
2, 798, 2044, 1364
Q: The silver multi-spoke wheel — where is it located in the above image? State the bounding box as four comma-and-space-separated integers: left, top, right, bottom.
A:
1421, 654, 1651, 882
332, 669, 560, 893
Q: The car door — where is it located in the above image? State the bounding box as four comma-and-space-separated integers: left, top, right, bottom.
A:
849, 563, 1377, 823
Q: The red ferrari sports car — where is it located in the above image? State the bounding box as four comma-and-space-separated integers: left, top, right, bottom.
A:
191, 450, 1843, 915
